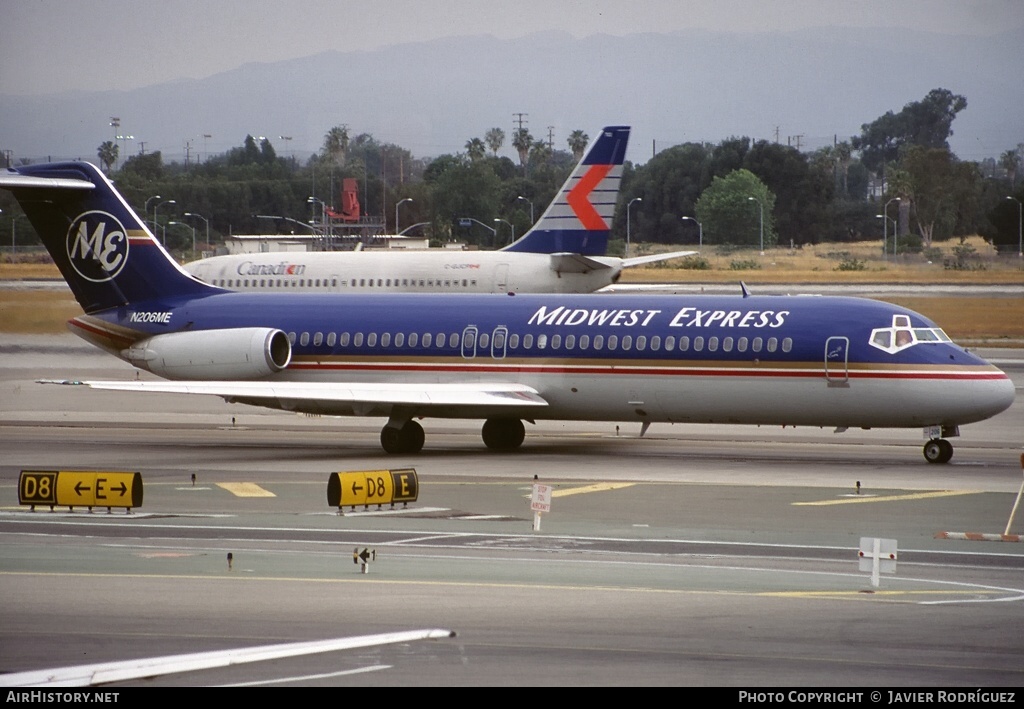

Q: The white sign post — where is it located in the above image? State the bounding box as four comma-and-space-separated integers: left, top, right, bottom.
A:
531, 483, 552, 531
858, 537, 897, 588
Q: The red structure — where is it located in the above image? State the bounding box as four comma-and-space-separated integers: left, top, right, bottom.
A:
325, 178, 361, 222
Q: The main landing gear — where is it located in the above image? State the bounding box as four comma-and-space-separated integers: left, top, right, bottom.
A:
379, 417, 527, 454
923, 438, 954, 464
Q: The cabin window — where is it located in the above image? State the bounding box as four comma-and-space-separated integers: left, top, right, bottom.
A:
492, 330, 505, 349
782, 337, 793, 353
523, 334, 534, 349
288, 332, 296, 344
381, 333, 391, 347
331, 278, 337, 287
579, 335, 589, 350
737, 337, 748, 352
708, 337, 718, 352
448, 333, 459, 348
354, 332, 364, 347
439, 332, 449, 348
565, 334, 576, 350
549, 334, 560, 349
678, 336, 689, 352
767, 337, 778, 352
537, 334, 548, 350
394, 333, 404, 347
386, 279, 391, 287
367, 333, 378, 347
313, 332, 323, 346
479, 333, 489, 349
327, 332, 336, 347
300, 332, 310, 346
636, 335, 647, 351
649, 336, 659, 351
752, 337, 763, 352
508, 333, 519, 349
693, 336, 704, 352
421, 333, 431, 347
607, 335, 618, 350
339, 332, 350, 346
408, 333, 417, 347
620, 335, 632, 351
593, 335, 604, 350
664, 336, 675, 352
722, 337, 733, 352
359, 279, 365, 287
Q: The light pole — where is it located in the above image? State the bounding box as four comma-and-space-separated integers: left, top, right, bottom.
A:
145, 195, 161, 232
396, 198, 413, 234
167, 221, 196, 254
493, 218, 514, 245
154, 200, 176, 245
680, 216, 703, 251
10, 213, 28, 255
626, 197, 642, 259
1008, 196, 1022, 258
885, 197, 901, 258
517, 195, 534, 224
307, 197, 326, 226
184, 212, 209, 249
747, 196, 764, 255
458, 217, 497, 248
876, 214, 896, 257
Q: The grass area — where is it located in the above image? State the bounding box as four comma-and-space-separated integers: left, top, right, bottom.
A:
1, 238, 1020, 343
624, 236, 1024, 284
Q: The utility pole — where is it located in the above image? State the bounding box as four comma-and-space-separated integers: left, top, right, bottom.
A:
547, 126, 555, 151
512, 113, 528, 132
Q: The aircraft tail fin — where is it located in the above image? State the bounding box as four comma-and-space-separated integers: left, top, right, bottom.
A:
0, 162, 214, 313
502, 126, 629, 256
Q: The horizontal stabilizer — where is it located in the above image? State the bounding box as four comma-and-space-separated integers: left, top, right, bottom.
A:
622, 250, 698, 268
0, 170, 95, 191
549, 252, 614, 273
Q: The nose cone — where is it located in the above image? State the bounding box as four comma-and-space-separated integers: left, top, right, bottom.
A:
968, 362, 1016, 423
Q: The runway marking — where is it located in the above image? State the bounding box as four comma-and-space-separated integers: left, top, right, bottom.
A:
217, 482, 276, 498
792, 490, 982, 506
222, 664, 391, 686
758, 590, 1001, 599
521, 482, 635, 499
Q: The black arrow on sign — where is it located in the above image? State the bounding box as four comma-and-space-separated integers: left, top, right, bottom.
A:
74, 481, 91, 496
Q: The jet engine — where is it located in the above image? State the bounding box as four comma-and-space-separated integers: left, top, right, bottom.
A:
122, 327, 291, 380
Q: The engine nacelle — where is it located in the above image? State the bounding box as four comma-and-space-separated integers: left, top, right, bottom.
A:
122, 327, 291, 380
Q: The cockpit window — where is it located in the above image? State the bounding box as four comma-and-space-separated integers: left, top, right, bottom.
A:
869, 315, 951, 354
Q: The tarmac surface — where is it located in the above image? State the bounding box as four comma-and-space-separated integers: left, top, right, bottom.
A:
1, 333, 1022, 686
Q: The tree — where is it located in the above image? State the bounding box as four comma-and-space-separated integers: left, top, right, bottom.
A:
465, 137, 486, 161
899, 146, 981, 247
853, 88, 967, 174
743, 140, 833, 245
97, 141, 119, 173
695, 169, 776, 248
484, 128, 505, 157
323, 125, 349, 167
1000, 149, 1020, 187
567, 130, 589, 162
511, 128, 533, 172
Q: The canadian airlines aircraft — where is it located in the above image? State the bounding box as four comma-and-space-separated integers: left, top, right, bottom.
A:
0, 142, 1014, 463
182, 126, 698, 294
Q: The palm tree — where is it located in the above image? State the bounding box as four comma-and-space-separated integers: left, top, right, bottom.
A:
835, 141, 853, 197
511, 128, 533, 173
567, 130, 589, 161
323, 125, 349, 167
97, 141, 119, 173
465, 137, 486, 161
484, 128, 505, 157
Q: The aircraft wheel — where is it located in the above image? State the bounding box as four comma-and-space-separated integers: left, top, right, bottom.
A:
380, 420, 425, 454
481, 418, 525, 451
923, 438, 953, 464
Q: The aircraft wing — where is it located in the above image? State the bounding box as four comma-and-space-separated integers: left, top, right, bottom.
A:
621, 249, 698, 268
548, 252, 614, 273
0, 629, 456, 687
41, 379, 549, 408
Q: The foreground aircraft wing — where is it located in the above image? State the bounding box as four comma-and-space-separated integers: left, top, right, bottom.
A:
621, 249, 698, 268
41, 379, 549, 408
0, 629, 456, 687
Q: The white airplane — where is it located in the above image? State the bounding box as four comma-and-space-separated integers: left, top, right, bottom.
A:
0, 133, 1014, 464
182, 126, 697, 294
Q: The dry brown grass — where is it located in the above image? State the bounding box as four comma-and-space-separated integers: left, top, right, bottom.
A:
2, 240, 1021, 344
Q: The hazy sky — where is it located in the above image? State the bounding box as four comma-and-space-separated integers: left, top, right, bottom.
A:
3, 0, 1023, 95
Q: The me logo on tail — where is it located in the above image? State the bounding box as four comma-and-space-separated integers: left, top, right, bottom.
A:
66, 211, 129, 282
567, 164, 613, 230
